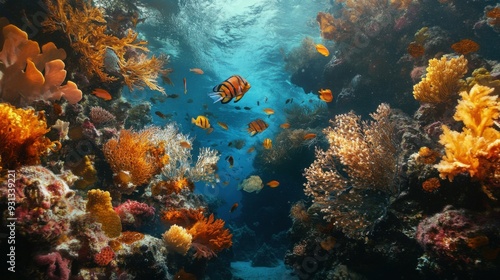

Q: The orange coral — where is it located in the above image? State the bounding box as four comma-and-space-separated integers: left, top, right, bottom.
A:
0, 23, 82, 106
317, 12, 336, 40
451, 39, 480, 55
116, 231, 145, 244
0, 103, 60, 169
422, 177, 441, 192
152, 178, 195, 196
42, 0, 166, 93
416, 146, 440, 164
435, 84, 500, 198
94, 246, 114, 266
86, 189, 122, 238
413, 56, 468, 103
486, 6, 500, 28
103, 128, 169, 194
407, 42, 425, 58
188, 214, 232, 259
161, 208, 205, 228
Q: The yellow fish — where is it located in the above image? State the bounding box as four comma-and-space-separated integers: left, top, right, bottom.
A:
316, 44, 329, 56
263, 138, 272, 149
280, 123, 290, 129
217, 121, 229, 130
209, 75, 251, 104
263, 108, 274, 115
191, 115, 210, 129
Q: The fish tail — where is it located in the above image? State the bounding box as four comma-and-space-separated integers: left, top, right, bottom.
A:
208, 92, 223, 103
191, 118, 196, 124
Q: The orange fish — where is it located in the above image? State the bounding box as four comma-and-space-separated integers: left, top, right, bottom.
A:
303, 133, 317, 140
183, 77, 187, 94
92, 88, 112, 100
263, 138, 272, 149
316, 44, 329, 56
209, 75, 251, 104
247, 119, 269, 136
266, 180, 280, 188
217, 121, 229, 130
230, 203, 239, 213
226, 155, 234, 168
189, 68, 204, 74
280, 123, 290, 129
247, 146, 255, 153
179, 141, 191, 149
318, 89, 333, 102
263, 108, 274, 115
206, 127, 214, 134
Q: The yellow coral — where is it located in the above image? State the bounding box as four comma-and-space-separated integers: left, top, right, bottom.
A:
0, 103, 60, 169
103, 128, 169, 194
86, 189, 122, 238
162, 225, 193, 256
413, 56, 468, 103
435, 84, 500, 198
71, 155, 97, 189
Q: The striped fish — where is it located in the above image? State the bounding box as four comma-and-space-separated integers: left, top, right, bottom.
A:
191, 115, 211, 129
247, 119, 269, 136
209, 75, 251, 104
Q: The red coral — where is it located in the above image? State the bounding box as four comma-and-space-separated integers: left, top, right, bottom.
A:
188, 214, 232, 259
34, 252, 71, 280
114, 199, 155, 228
94, 246, 115, 266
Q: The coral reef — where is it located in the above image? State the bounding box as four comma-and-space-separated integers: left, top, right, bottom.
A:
162, 225, 193, 256
34, 252, 71, 280
188, 214, 232, 259
114, 199, 155, 229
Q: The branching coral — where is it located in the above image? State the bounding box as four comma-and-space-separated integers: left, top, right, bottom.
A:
304, 103, 402, 238
0, 103, 60, 169
188, 214, 232, 259
42, 0, 166, 93
86, 189, 122, 238
413, 55, 468, 103
0, 23, 82, 106
434, 84, 500, 198
163, 225, 193, 256
103, 127, 169, 194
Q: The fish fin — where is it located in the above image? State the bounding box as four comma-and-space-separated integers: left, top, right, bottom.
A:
208, 92, 223, 103
191, 118, 196, 124
221, 96, 232, 104
234, 94, 244, 103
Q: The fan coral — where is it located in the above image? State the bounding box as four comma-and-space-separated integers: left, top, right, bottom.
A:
42, 0, 166, 93
188, 214, 232, 259
413, 56, 468, 103
451, 39, 480, 55
161, 208, 205, 228
162, 225, 193, 256
94, 246, 115, 266
103, 127, 169, 194
434, 84, 500, 198
304, 104, 401, 238
0, 23, 82, 106
0, 103, 60, 169
86, 189, 122, 238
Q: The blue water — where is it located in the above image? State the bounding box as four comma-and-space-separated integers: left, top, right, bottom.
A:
125, 0, 328, 220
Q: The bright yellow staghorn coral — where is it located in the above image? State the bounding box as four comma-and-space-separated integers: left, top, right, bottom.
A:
0, 103, 60, 169
435, 84, 500, 198
413, 56, 468, 103
86, 189, 122, 238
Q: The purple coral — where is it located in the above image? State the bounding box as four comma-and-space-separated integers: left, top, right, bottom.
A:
34, 252, 71, 280
89, 106, 116, 126
114, 199, 155, 228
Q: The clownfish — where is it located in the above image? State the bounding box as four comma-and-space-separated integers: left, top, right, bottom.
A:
209, 75, 251, 104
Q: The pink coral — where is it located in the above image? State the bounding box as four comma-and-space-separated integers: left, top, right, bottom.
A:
114, 199, 155, 228
34, 252, 71, 280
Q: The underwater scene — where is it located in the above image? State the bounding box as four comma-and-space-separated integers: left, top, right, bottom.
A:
1, 0, 500, 279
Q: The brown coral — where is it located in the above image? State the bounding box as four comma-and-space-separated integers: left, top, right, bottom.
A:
188, 214, 232, 259
0, 103, 60, 169
413, 56, 468, 103
86, 189, 122, 238
42, 0, 166, 93
103, 128, 169, 194
0, 23, 82, 106
451, 39, 480, 55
